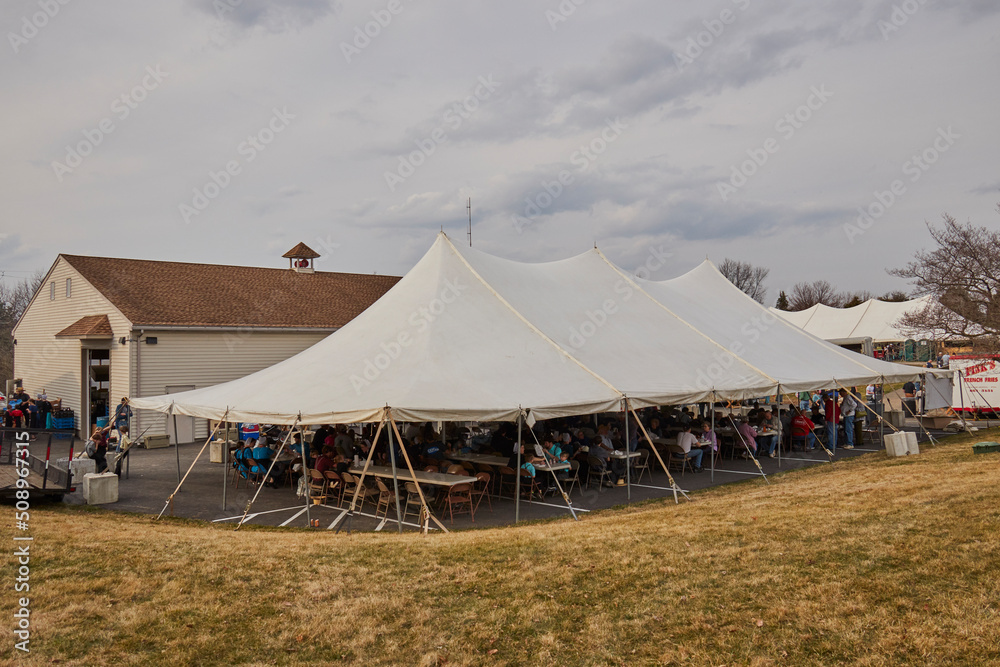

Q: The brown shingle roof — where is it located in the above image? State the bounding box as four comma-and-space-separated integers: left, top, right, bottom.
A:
60, 255, 400, 329
55, 314, 114, 338
282, 242, 321, 259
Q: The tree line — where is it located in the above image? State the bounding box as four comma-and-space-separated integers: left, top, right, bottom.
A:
720, 209, 999, 349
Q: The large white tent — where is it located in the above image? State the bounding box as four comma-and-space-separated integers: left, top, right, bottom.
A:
131, 233, 934, 424
770, 297, 934, 344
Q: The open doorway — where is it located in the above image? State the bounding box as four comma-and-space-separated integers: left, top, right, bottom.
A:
83, 348, 110, 434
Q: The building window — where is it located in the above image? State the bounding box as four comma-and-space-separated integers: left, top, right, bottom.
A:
66, 278, 71, 298
50, 282, 55, 300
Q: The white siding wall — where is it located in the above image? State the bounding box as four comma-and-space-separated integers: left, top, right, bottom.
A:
12, 258, 131, 432
134, 330, 328, 440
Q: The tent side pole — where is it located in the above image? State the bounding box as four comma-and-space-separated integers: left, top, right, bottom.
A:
388, 416, 448, 533
156, 409, 228, 520
173, 411, 181, 485
710, 392, 715, 482
879, 377, 886, 450
222, 421, 228, 511
347, 418, 385, 512
725, 412, 770, 483
515, 413, 523, 523
300, 419, 312, 529
388, 420, 403, 533
526, 424, 578, 521
775, 387, 782, 469
235, 416, 300, 530
338, 417, 386, 534
623, 398, 631, 500
629, 406, 689, 503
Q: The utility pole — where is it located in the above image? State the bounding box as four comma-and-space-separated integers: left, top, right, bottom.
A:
467, 197, 472, 247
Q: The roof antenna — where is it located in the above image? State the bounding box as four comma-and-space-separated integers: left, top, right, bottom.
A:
467, 197, 472, 247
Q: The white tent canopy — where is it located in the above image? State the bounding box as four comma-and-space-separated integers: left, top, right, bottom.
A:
770, 297, 934, 344
132, 233, 934, 424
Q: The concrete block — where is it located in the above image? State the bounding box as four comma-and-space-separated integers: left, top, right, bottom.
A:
210, 440, 225, 464
885, 432, 908, 457
83, 472, 119, 505
904, 431, 919, 455
58, 456, 97, 484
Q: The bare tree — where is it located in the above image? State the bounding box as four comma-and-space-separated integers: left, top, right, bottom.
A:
0, 272, 44, 382
890, 212, 1000, 348
880, 290, 910, 303
788, 280, 844, 311
718, 258, 769, 303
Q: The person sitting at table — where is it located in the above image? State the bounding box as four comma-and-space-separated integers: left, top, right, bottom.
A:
791, 408, 818, 450
756, 410, 777, 458
735, 417, 758, 459
645, 416, 664, 439
676, 425, 704, 472
333, 452, 351, 474
251, 437, 280, 488
422, 437, 445, 461
543, 434, 563, 461
810, 403, 825, 427
698, 421, 717, 461
289, 432, 310, 467
587, 435, 616, 487
507, 442, 545, 484
314, 446, 335, 473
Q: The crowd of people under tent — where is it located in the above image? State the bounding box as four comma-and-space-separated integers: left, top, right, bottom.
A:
225, 385, 880, 492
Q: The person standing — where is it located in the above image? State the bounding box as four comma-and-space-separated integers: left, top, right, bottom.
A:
823, 391, 840, 454
114, 398, 132, 433
37, 392, 52, 429
839, 389, 857, 450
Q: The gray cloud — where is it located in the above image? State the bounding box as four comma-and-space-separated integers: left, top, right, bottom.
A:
189, 0, 340, 32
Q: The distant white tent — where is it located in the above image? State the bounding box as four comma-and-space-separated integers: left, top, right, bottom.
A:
770, 297, 935, 345
132, 233, 935, 425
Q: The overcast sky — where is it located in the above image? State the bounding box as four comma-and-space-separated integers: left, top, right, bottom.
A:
2, 0, 998, 304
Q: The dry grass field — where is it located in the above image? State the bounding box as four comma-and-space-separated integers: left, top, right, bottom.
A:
3, 429, 999, 666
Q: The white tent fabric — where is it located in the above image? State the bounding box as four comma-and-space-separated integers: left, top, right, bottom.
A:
770, 297, 934, 343
131, 233, 624, 424
132, 233, 935, 424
